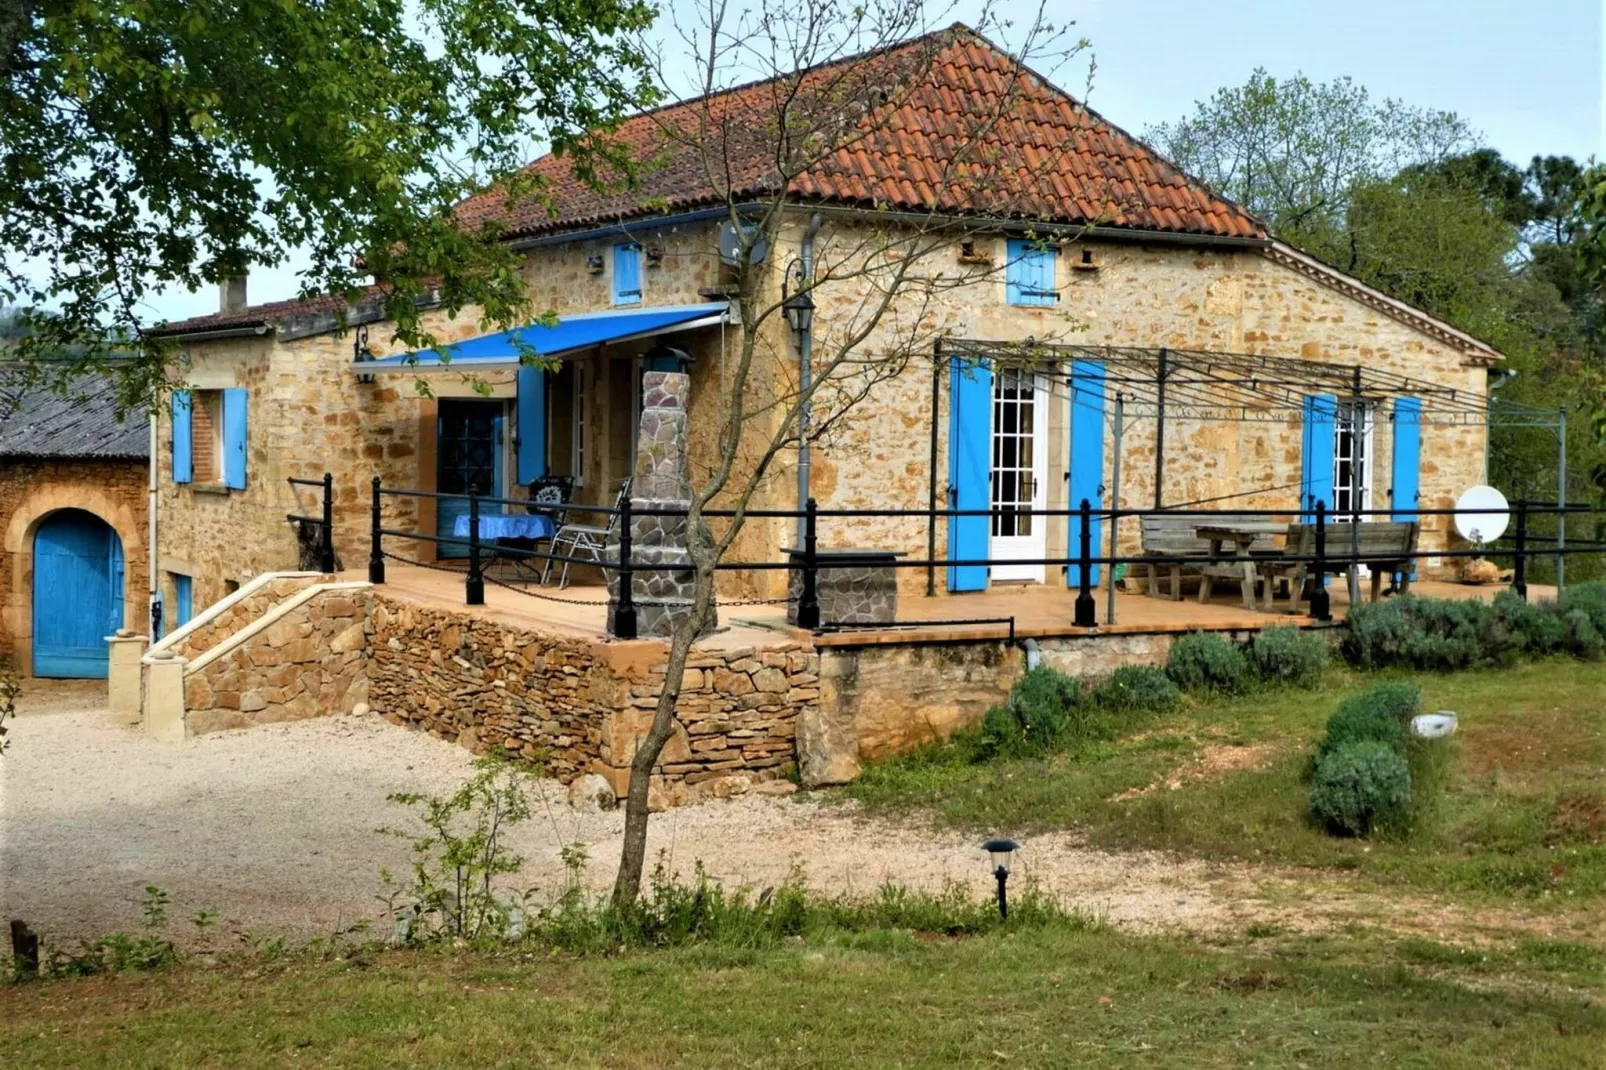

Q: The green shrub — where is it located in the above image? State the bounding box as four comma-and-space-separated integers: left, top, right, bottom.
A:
1494, 590, 1565, 658
1247, 626, 1329, 688
1315, 682, 1420, 763
1005, 665, 1082, 744
1165, 632, 1251, 694
975, 704, 1026, 761
1340, 596, 1514, 671
1562, 609, 1606, 660
1091, 665, 1181, 713
1557, 581, 1606, 626
1309, 740, 1413, 836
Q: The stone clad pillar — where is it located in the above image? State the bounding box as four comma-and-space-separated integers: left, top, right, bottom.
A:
607, 371, 718, 638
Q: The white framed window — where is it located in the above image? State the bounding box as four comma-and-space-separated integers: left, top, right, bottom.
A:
1333, 401, 1375, 517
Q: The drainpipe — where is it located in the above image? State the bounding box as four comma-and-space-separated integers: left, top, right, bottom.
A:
147, 408, 159, 638
796, 211, 823, 546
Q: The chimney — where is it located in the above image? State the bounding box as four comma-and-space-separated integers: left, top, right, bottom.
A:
218, 274, 248, 316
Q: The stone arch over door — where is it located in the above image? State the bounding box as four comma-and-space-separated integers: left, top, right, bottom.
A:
4, 485, 144, 677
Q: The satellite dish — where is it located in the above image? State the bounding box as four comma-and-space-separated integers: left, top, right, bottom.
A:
718, 221, 768, 267
1454, 485, 1509, 544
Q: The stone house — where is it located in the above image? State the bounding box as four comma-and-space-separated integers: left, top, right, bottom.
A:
0, 374, 150, 677
148, 25, 1501, 622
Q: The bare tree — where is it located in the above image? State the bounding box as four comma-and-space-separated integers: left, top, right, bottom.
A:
608, 0, 1124, 903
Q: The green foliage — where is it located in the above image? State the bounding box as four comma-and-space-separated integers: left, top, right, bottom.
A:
1315, 682, 1420, 763
1165, 632, 1251, 694
1091, 665, 1181, 713
1, 0, 657, 406
1246, 626, 1329, 688
379, 752, 539, 944
31, 886, 181, 979
1005, 665, 1083, 744
1346, 587, 1606, 671
1309, 740, 1413, 836
1340, 596, 1514, 670
531, 862, 1090, 955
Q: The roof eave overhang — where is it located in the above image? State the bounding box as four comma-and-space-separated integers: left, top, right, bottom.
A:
150, 323, 271, 343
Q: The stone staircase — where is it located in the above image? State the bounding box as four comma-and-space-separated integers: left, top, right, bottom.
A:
131, 571, 372, 740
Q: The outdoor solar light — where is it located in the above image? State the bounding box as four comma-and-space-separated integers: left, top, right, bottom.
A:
982, 838, 1020, 920
782, 287, 815, 334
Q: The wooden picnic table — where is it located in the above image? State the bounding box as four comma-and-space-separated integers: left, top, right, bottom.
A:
1194, 522, 1288, 611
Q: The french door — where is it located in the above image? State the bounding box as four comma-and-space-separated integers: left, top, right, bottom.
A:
989, 368, 1048, 582
437, 399, 507, 558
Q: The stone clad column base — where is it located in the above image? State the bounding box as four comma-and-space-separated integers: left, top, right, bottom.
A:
142, 650, 188, 742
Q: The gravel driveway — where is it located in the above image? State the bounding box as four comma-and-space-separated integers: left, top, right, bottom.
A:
11, 681, 1536, 953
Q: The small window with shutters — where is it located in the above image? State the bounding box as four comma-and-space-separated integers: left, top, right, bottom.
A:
613, 242, 643, 306
1006, 239, 1058, 306
171, 387, 247, 488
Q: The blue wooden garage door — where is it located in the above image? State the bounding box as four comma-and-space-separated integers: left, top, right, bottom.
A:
32, 510, 123, 678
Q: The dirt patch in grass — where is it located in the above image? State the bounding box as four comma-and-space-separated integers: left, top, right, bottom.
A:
1550, 795, 1606, 845
1109, 742, 1281, 802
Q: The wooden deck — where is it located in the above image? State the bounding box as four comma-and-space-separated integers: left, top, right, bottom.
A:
358, 562, 1549, 649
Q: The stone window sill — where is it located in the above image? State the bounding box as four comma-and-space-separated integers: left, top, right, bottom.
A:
190, 482, 233, 496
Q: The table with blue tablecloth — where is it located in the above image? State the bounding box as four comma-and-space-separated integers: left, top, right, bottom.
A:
451, 513, 556, 541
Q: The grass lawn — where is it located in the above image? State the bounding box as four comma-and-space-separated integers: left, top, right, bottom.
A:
844, 660, 1606, 904
3, 926, 1605, 1068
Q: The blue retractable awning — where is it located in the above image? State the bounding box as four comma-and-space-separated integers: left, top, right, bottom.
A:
358, 303, 728, 372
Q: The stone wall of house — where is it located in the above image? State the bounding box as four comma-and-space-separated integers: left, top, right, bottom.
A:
762, 223, 1492, 595
159, 223, 732, 613
164, 574, 324, 661
181, 585, 369, 734
0, 457, 149, 673
365, 591, 813, 799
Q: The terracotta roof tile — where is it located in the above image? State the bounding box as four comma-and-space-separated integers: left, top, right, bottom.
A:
456, 25, 1266, 242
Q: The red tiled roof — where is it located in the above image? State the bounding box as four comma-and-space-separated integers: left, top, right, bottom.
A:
457, 24, 1266, 242
150, 286, 386, 338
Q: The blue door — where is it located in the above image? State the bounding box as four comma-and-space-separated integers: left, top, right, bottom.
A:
32, 510, 123, 678
437, 400, 506, 559
947, 357, 992, 592
1390, 397, 1422, 582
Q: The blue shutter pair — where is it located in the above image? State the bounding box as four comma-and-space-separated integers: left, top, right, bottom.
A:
1299, 394, 1337, 520
170, 389, 248, 489
946, 357, 1106, 593
613, 243, 643, 306
1006, 239, 1057, 306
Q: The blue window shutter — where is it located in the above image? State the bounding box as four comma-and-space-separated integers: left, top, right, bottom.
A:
1006, 240, 1056, 306
222, 388, 248, 489
1300, 394, 1337, 520
1068, 360, 1105, 587
1391, 396, 1422, 581
171, 391, 192, 484
613, 243, 642, 306
947, 357, 992, 592
516, 365, 547, 484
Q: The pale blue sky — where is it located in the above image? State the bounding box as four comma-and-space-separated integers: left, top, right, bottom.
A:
145, 0, 1603, 323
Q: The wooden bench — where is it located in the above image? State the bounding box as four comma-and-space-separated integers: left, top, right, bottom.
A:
1269, 520, 1420, 609
1136, 513, 1281, 601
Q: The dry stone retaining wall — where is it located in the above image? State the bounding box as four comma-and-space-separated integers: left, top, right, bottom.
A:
164, 574, 323, 661
182, 585, 369, 735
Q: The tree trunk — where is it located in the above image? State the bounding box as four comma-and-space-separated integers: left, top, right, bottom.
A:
610, 554, 717, 905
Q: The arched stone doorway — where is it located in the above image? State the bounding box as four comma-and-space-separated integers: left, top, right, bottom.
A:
30, 510, 125, 678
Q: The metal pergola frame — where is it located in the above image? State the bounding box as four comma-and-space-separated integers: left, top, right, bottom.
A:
925, 339, 1570, 598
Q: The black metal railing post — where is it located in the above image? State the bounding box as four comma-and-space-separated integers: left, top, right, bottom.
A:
1512, 497, 1529, 601
798, 497, 821, 630
1074, 498, 1096, 627
368, 476, 385, 584
1309, 500, 1331, 622
319, 472, 335, 574
466, 492, 484, 605
614, 493, 637, 639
